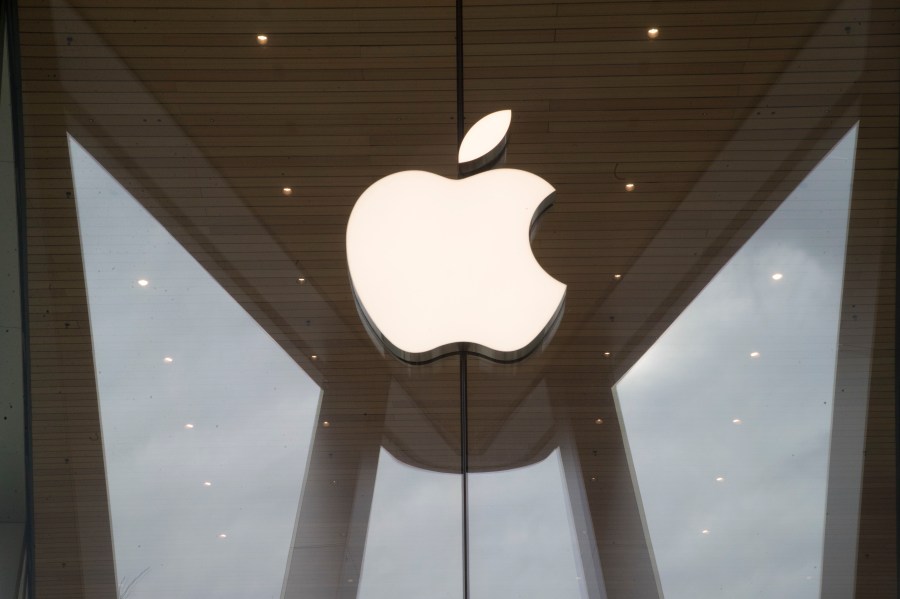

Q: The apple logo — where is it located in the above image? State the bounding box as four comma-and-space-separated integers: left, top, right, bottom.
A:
346, 110, 566, 364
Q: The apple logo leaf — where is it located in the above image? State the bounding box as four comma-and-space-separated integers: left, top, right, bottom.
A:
458, 109, 511, 177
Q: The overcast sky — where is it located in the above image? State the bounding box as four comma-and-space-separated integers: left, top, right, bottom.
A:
70, 135, 322, 599
614, 125, 858, 598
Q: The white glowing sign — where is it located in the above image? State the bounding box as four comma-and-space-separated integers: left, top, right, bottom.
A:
346, 110, 566, 363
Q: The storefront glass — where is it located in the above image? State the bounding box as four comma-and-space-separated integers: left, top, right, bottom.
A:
9, 1, 898, 597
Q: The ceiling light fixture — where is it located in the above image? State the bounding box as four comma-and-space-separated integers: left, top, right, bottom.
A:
137, 279, 149, 286
282, 187, 292, 196
625, 183, 635, 192
257, 35, 268, 45
613, 274, 622, 280
732, 418, 742, 424
163, 356, 174, 363
715, 476, 725, 482
750, 351, 760, 358
772, 273, 783, 280
184, 423, 194, 429
648, 28, 659, 39
595, 418, 604, 425
297, 277, 305, 284
203, 481, 212, 487
322, 420, 330, 428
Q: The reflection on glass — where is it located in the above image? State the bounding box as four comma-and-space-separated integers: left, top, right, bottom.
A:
614, 125, 858, 598
469, 448, 588, 598
69, 136, 322, 598
359, 446, 589, 599
357, 447, 463, 599
360, 445, 591, 599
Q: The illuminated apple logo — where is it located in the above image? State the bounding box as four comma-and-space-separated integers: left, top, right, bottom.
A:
346, 110, 566, 363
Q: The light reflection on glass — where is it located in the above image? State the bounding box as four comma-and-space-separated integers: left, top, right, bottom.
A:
357, 447, 463, 599
70, 135, 322, 598
469, 448, 588, 598
614, 125, 858, 598
357, 446, 589, 599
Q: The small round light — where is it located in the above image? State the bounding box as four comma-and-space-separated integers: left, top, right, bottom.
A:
203, 481, 212, 487
137, 279, 149, 287
772, 273, 783, 281
218, 533, 228, 539
701, 529, 710, 535
648, 28, 659, 39
595, 418, 604, 425
257, 34, 268, 45
282, 187, 292, 196
311, 354, 318, 360
732, 418, 742, 424
750, 351, 760, 358
590, 476, 597, 482
184, 423, 194, 429
603, 351, 611, 357
613, 274, 622, 280
715, 476, 725, 482
322, 420, 330, 428
163, 356, 174, 363
297, 277, 306, 284
625, 183, 635, 192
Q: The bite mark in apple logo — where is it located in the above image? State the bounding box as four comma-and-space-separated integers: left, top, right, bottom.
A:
346, 110, 566, 364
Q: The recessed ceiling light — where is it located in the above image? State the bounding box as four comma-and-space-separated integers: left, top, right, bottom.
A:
218, 533, 228, 539
625, 183, 635, 192
311, 354, 318, 360
603, 351, 611, 357
184, 423, 194, 429
772, 273, 783, 280
715, 476, 725, 482
297, 277, 306, 284
257, 34, 268, 45
595, 418, 604, 424
163, 356, 174, 363
322, 420, 330, 428
648, 28, 659, 39
613, 274, 622, 280
282, 187, 292, 196
750, 351, 760, 358
203, 481, 212, 487
732, 418, 742, 424
137, 279, 149, 287
701, 529, 710, 535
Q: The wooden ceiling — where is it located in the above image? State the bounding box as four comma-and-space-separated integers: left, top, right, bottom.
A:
15, 0, 897, 597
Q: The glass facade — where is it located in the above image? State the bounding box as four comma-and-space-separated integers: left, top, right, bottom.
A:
5, 1, 898, 598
